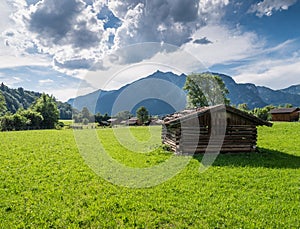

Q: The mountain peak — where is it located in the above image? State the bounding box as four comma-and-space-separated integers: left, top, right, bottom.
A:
69, 71, 300, 115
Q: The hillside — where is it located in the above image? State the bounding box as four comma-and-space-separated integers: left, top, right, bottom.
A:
69, 71, 187, 116
280, 85, 300, 95
0, 83, 72, 119
0, 83, 41, 113
69, 71, 300, 115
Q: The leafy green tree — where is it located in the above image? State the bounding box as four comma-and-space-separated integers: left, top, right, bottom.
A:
82, 118, 89, 125
17, 109, 43, 129
237, 103, 250, 112
0, 115, 14, 131
12, 114, 28, 131
285, 103, 293, 108
183, 73, 230, 108
94, 113, 111, 124
115, 110, 132, 121
136, 106, 149, 124
32, 94, 59, 129
251, 107, 270, 121
0, 92, 6, 115
81, 107, 93, 123
57, 101, 72, 120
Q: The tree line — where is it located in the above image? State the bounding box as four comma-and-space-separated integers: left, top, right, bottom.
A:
73, 106, 150, 126
0, 93, 59, 131
0, 83, 72, 119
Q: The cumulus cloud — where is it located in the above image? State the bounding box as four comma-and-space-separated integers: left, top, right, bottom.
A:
2, 0, 235, 72
182, 25, 264, 67
3, 0, 113, 72
249, 0, 298, 17
110, 0, 229, 48
230, 39, 300, 89
29, 0, 101, 49
233, 58, 300, 89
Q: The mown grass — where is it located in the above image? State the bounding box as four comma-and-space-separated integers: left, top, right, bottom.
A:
0, 123, 299, 228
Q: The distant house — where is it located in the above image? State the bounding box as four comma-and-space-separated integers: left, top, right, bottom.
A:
120, 117, 139, 126
107, 118, 118, 125
128, 117, 138, 126
270, 108, 300, 122
162, 105, 272, 154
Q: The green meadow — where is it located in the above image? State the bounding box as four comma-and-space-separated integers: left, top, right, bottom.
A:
0, 123, 299, 228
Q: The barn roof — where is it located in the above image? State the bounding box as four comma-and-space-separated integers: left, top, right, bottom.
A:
163, 105, 272, 127
270, 107, 299, 114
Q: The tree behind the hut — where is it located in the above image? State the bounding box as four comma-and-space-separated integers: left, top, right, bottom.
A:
184, 73, 230, 108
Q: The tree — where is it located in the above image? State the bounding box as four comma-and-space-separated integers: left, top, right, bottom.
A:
12, 114, 28, 131
183, 73, 230, 108
94, 112, 111, 124
57, 101, 72, 120
32, 94, 59, 129
136, 106, 149, 124
17, 109, 43, 129
0, 115, 14, 131
285, 103, 293, 108
0, 113, 28, 131
115, 110, 132, 121
237, 103, 249, 112
251, 107, 270, 121
81, 107, 93, 123
0, 92, 6, 115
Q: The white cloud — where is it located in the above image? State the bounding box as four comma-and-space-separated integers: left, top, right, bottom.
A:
2, 0, 232, 73
182, 25, 264, 67
38, 79, 53, 84
3, 0, 111, 72
233, 57, 300, 89
249, 0, 298, 17
0, 1, 11, 33
110, 0, 230, 48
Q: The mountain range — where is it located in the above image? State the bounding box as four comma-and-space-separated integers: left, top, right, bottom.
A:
68, 71, 300, 116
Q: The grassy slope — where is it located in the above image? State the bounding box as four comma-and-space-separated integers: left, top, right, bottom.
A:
0, 123, 299, 228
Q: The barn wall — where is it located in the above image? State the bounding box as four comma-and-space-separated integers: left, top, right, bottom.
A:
162, 110, 258, 154
178, 125, 257, 154
272, 112, 299, 122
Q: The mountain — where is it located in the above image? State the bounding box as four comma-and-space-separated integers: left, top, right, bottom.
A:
68, 71, 300, 115
280, 85, 300, 95
209, 73, 267, 108
0, 82, 41, 113
69, 71, 187, 116
257, 86, 300, 106
0, 83, 73, 119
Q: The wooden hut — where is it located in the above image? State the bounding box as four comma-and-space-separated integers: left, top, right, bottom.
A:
270, 108, 299, 122
162, 105, 272, 154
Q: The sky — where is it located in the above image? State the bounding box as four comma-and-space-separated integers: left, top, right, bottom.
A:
0, 0, 300, 101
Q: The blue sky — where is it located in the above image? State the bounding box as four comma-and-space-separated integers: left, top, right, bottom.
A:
0, 0, 300, 101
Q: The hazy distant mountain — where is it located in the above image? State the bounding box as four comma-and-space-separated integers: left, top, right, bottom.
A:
209, 73, 267, 109
280, 85, 300, 95
68, 71, 300, 115
257, 86, 300, 106
69, 71, 187, 116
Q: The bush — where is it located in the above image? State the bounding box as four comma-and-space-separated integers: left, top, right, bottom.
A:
251, 107, 271, 121
0, 114, 28, 131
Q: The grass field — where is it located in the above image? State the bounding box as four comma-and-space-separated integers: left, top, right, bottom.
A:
0, 123, 299, 228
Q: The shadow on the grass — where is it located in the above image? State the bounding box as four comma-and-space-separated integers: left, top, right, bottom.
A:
193, 148, 300, 169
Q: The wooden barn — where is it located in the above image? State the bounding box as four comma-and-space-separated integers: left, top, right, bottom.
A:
270, 108, 299, 122
162, 105, 272, 154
